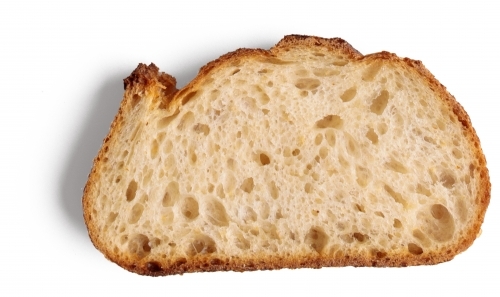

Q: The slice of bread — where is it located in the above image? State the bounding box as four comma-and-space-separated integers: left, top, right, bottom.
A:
83, 35, 490, 276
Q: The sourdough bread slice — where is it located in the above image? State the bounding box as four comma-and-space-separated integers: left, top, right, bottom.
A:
83, 35, 490, 276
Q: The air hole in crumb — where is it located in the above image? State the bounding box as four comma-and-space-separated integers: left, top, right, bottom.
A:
338, 155, 349, 167
370, 90, 390, 115
325, 129, 336, 146
233, 231, 250, 250
353, 233, 367, 242
276, 210, 283, 219
180, 197, 199, 220
259, 153, 271, 165
362, 61, 383, 81
422, 204, 455, 242
436, 120, 446, 130
314, 133, 323, 145
373, 250, 387, 258
207, 183, 214, 193
204, 199, 229, 226
313, 68, 340, 77
131, 94, 141, 107
408, 243, 423, 255
355, 204, 365, 212
269, 181, 279, 199
295, 68, 309, 76
181, 90, 198, 105
416, 183, 431, 196
332, 60, 348, 66
162, 181, 180, 207
292, 148, 300, 156
469, 163, 476, 177
158, 113, 179, 129
128, 203, 144, 224
241, 178, 254, 193
157, 132, 166, 143
260, 202, 271, 220
187, 234, 216, 256
377, 122, 388, 135
190, 150, 197, 164
452, 148, 462, 159
431, 204, 451, 221
240, 206, 258, 223
193, 123, 210, 136
384, 185, 408, 208
366, 128, 378, 144
128, 234, 150, 258
340, 86, 357, 102
412, 229, 431, 247
319, 147, 328, 159
440, 172, 456, 188
375, 211, 385, 218
424, 136, 437, 145
216, 184, 225, 199
142, 170, 153, 186
231, 68, 240, 75
305, 226, 329, 253
252, 85, 271, 105
164, 140, 173, 154
295, 78, 321, 90
345, 133, 359, 156
385, 158, 408, 174
150, 139, 159, 159
340, 234, 353, 243
177, 111, 195, 131
316, 115, 343, 129
304, 183, 313, 194
394, 219, 402, 228
107, 212, 118, 224
126, 180, 138, 202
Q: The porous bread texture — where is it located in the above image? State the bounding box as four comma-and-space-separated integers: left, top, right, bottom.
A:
83, 35, 490, 276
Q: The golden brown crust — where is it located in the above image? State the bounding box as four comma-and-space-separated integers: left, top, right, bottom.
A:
272, 34, 363, 59
83, 35, 490, 276
115, 248, 460, 276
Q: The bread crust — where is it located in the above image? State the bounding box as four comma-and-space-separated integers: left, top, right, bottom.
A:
83, 35, 490, 276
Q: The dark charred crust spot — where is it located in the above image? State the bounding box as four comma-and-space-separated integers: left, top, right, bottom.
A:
124, 63, 160, 90
123, 63, 177, 97
275, 35, 362, 59
147, 261, 162, 273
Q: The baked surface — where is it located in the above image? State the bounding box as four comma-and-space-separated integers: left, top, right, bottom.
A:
83, 35, 490, 276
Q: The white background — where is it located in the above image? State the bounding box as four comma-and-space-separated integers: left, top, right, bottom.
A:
1, 0, 498, 295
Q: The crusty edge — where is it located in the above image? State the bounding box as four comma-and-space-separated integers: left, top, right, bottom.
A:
83, 35, 490, 276
83, 64, 177, 262
399, 56, 491, 254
